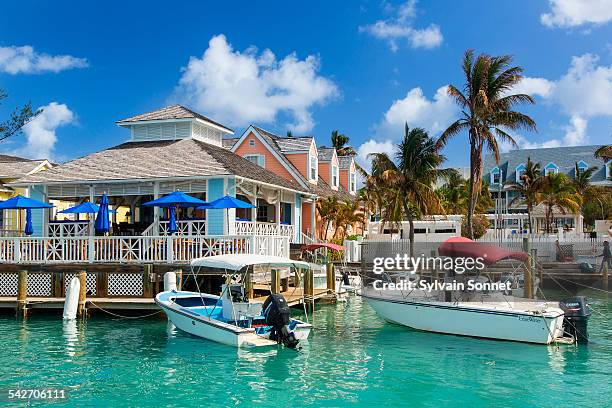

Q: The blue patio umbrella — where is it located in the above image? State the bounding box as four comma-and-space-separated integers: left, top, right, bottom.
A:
94, 194, 110, 234
143, 191, 207, 208
168, 205, 177, 234
0, 195, 53, 236
24, 209, 34, 236
196, 196, 255, 235
197, 195, 255, 210
59, 201, 116, 214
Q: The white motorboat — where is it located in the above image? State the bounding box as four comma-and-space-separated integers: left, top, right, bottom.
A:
156, 254, 313, 348
362, 237, 591, 345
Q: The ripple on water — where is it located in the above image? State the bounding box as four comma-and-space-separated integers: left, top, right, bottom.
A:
0, 293, 609, 407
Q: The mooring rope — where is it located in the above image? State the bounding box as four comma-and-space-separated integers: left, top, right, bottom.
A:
87, 300, 163, 319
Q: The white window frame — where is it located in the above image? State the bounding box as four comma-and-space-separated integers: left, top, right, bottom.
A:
244, 154, 265, 168
515, 164, 526, 183
332, 165, 339, 187
577, 160, 588, 173
490, 167, 501, 185
350, 171, 356, 192
248, 139, 255, 147
309, 154, 318, 181
544, 162, 558, 176
606, 160, 611, 180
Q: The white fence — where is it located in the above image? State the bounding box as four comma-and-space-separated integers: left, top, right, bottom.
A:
48, 221, 89, 237
141, 220, 207, 236
0, 235, 289, 264
234, 221, 295, 242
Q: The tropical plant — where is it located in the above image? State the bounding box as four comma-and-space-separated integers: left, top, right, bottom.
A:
367, 125, 449, 256
536, 173, 582, 233
1, 89, 40, 142
438, 50, 537, 239
594, 144, 612, 160
437, 169, 468, 214
572, 161, 598, 198
333, 200, 363, 239
461, 214, 489, 239
331, 130, 356, 156
316, 196, 340, 240
506, 157, 541, 233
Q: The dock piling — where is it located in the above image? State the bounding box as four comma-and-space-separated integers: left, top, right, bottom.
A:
523, 238, 534, 299
271, 269, 280, 294
326, 263, 335, 292
16, 269, 28, 319
77, 270, 87, 318
303, 268, 314, 312
603, 261, 609, 291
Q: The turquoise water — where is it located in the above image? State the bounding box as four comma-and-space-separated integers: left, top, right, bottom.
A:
0, 293, 609, 407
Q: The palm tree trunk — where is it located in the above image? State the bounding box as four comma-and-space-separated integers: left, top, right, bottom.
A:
467, 143, 483, 239
527, 204, 532, 234
402, 201, 415, 258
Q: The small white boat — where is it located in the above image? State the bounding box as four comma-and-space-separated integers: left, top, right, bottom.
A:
362, 237, 591, 345
156, 254, 312, 348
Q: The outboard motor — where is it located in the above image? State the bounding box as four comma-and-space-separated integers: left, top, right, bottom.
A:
262, 294, 299, 349
560, 296, 591, 344
341, 271, 350, 286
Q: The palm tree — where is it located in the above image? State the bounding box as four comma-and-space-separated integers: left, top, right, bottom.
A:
506, 157, 541, 233
333, 200, 363, 239
368, 125, 449, 256
437, 169, 468, 214
438, 50, 537, 239
537, 173, 582, 233
364, 152, 404, 234
594, 144, 612, 160
316, 196, 340, 240
573, 162, 598, 198
331, 130, 356, 156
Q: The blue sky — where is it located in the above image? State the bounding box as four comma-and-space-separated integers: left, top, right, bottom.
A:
1, 0, 611, 168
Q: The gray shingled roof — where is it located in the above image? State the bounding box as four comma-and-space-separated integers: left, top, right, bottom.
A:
0, 154, 48, 179
116, 104, 233, 133
14, 139, 308, 192
251, 126, 313, 153
222, 137, 239, 150
312, 177, 353, 201
338, 156, 354, 170
484, 145, 610, 185
317, 147, 335, 161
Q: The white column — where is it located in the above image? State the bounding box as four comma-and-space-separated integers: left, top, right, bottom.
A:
251, 184, 257, 223
275, 190, 281, 227
153, 182, 160, 235
42, 185, 49, 237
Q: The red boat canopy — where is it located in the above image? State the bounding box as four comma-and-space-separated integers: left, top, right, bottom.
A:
301, 243, 346, 252
437, 237, 528, 266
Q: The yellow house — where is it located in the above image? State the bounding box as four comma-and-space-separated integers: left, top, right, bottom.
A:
0, 154, 53, 236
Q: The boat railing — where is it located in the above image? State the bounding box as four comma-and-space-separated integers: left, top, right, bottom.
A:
0, 234, 290, 264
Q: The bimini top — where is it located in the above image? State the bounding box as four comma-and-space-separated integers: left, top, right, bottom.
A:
438, 237, 529, 265
190, 254, 310, 270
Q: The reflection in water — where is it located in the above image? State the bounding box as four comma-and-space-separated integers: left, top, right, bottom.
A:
62, 319, 78, 358
0, 293, 609, 407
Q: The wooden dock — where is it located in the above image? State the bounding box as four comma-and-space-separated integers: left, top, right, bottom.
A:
0, 296, 158, 312
254, 288, 331, 306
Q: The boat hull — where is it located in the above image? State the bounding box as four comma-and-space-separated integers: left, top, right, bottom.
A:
156, 292, 312, 348
363, 295, 565, 345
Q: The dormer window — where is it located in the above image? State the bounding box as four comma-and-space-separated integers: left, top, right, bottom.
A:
515, 163, 526, 183
332, 165, 339, 187
249, 139, 255, 147
544, 162, 558, 176
244, 154, 265, 168
350, 172, 356, 193
490, 167, 501, 185
309, 155, 318, 181
606, 160, 611, 180
576, 160, 588, 173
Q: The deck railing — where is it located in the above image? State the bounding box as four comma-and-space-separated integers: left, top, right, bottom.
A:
0, 235, 289, 264
48, 221, 90, 237
141, 219, 207, 236
234, 221, 295, 242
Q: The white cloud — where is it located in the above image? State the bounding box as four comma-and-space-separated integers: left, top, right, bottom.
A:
511, 77, 554, 98
174, 35, 337, 133
541, 0, 612, 28
356, 139, 397, 172
562, 114, 588, 145
376, 85, 457, 136
14, 103, 75, 159
0, 45, 88, 74
359, 0, 443, 51
551, 54, 612, 117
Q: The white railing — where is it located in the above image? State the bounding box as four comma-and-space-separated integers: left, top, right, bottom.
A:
0, 229, 23, 237
48, 221, 90, 237
234, 221, 295, 242
0, 235, 289, 264
141, 220, 207, 236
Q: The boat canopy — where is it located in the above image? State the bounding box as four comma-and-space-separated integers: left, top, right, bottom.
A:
190, 254, 310, 271
438, 237, 529, 265
300, 243, 345, 252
